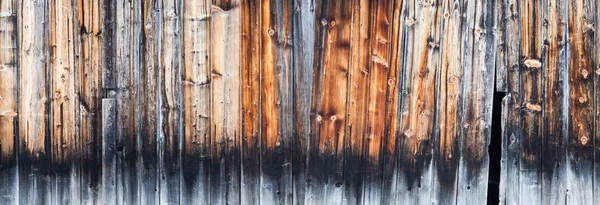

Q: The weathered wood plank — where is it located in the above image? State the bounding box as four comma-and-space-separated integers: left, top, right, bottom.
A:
18, 0, 52, 203
159, 0, 182, 204
541, 0, 568, 203
211, 0, 241, 203
80, 0, 106, 203
259, 0, 293, 204
102, 98, 117, 204
455, 0, 496, 203
499, 96, 508, 204
361, 0, 394, 204
566, 0, 595, 204
0, 0, 18, 203
140, 0, 160, 203
49, 0, 82, 203
180, 0, 211, 204
114, 0, 141, 203
396, 0, 441, 203
306, 0, 352, 204
495, 0, 508, 92
291, 0, 316, 204
431, 0, 463, 204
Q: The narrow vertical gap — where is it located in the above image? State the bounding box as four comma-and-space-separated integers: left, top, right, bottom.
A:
487, 88, 505, 204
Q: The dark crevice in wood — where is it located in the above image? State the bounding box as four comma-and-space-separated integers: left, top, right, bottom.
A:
488, 91, 506, 204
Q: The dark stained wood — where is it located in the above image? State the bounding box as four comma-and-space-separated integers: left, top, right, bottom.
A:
101, 98, 117, 204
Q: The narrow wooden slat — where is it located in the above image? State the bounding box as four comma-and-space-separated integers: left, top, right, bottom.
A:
140, 0, 160, 203
102, 98, 117, 204
499, 96, 508, 204
595, 0, 600, 204
80, 0, 106, 203
343, 0, 368, 203
431, 0, 463, 204
211, 0, 241, 203
541, 0, 568, 203
566, 0, 595, 204
259, 0, 293, 204
306, 0, 352, 204
517, 0, 543, 203
115, 0, 141, 203
291, 0, 316, 204
455, 0, 496, 203
395, 0, 441, 203
0, 0, 18, 203
500, 0, 521, 203
240, 0, 261, 204
181, 0, 211, 204
159, 0, 182, 204
18, 0, 52, 203
361, 0, 394, 204
49, 0, 82, 203
495, 0, 508, 92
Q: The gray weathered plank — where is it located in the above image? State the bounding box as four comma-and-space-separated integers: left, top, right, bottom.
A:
102, 98, 117, 204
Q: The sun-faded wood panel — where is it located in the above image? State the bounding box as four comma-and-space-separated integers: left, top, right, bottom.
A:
495, 0, 507, 92
541, 0, 568, 203
140, 0, 160, 204
159, 0, 182, 204
343, 0, 368, 204
0, 0, 17, 203
396, 0, 441, 203
431, 0, 463, 204
455, 0, 496, 204
18, 0, 52, 203
240, 0, 260, 204
259, 0, 293, 204
114, 0, 141, 204
566, 0, 595, 204
49, 0, 82, 203
306, 0, 352, 204
80, 0, 105, 203
211, 0, 241, 203
181, 0, 211, 204
291, 0, 315, 204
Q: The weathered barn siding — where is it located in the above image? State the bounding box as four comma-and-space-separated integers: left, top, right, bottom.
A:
0, 0, 598, 204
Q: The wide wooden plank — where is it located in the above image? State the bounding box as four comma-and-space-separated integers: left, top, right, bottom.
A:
180, 0, 211, 204
114, 0, 141, 203
158, 0, 182, 204
80, 0, 106, 203
566, 0, 595, 204
291, 0, 316, 204
140, 0, 160, 203
455, 0, 496, 203
211, 0, 241, 203
18, 0, 52, 203
0, 0, 18, 203
541, 0, 568, 204
306, 0, 352, 204
259, 0, 293, 204
431, 0, 463, 204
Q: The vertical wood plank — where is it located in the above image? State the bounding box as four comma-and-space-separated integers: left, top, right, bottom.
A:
115, 0, 141, 203
566, 0, 595, 204
455, 0, 496, 203
159, 0, 182, 204
291, 0, 316, 204
259, 0, 293, 204
0, 0, 18, 203
396, 0, 441, 203
499, 96, 508, 204
80, 0, 106, 203
431, 0, 463, 204
102, 98, 117, 204
140, 0, 160, 203
361, 0, 394, 204
541, 0, 568, 203
49, 0, 82, 203
495, 0, 508, 92
306, 0, 352, 204
241, 0, 261, 204
211, 0, 241, 203
180, 0, 211, 204
18, 0, 52, 203
343, 0, 368, 203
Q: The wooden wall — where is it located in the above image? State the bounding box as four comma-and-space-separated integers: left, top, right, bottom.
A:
0, 0, 593, 204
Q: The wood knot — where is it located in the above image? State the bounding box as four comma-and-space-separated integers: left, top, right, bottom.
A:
387, 79, 394, 85
581, 136, 588, 145
579, 96, 587, 104
447, 154, 453, 159
444, 13, 449, 18
316, 115, 322, 122
330, 115, 337, 121
330, 21, 336, 27
404, 130, 414, 138
581, 69, 589, 79
524, 103, 541, 112
268, 29, 275, 36
524, 59, 541, 68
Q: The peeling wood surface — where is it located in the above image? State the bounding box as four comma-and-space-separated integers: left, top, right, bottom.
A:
5, 0, 600, 204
